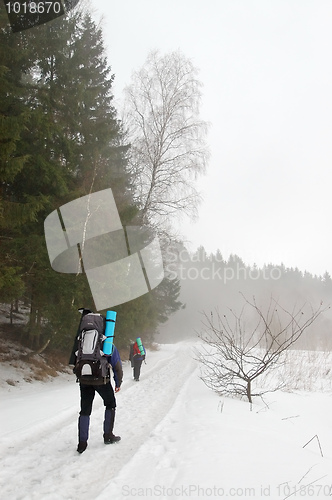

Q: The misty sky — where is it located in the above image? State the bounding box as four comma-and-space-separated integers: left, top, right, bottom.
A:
93, 0, 332, 277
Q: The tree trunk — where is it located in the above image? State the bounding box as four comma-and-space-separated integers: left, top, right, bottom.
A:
28, 293, 41, 348
246, 379, 252, 404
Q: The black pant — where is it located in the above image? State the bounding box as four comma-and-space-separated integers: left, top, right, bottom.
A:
133, 358, 143, 380
80, 382, 116, 416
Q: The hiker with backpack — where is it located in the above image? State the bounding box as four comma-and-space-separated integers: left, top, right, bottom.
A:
129, 337, 146, 381
69, 308, 123, 454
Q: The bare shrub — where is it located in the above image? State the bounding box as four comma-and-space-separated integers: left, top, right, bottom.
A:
196, 295, 327, 403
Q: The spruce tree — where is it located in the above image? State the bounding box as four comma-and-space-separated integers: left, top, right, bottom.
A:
0, 9, 131, 348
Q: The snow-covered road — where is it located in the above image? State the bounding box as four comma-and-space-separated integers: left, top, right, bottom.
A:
0, 342, 197, 500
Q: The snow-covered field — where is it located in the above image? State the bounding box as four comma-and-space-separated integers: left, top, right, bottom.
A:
1, 341, 332, 500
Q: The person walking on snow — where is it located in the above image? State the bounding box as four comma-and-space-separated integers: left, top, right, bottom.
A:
129, 337, 146, 381
69, 309, 123, 454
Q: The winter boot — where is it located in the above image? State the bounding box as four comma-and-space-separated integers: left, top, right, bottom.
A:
77, 414, 90, 453
103, 408, 121, 444
77, 441, 87, 454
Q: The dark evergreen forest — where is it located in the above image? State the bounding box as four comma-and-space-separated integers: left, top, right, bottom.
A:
0, 5, 182, 352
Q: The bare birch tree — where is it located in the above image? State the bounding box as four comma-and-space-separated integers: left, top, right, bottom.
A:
123, 50, 209, 227
196, 296, 327, 403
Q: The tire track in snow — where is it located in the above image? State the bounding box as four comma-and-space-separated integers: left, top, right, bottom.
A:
0, 342, 197, 500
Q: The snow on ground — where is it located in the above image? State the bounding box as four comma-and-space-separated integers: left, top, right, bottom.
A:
1, 342, 332, 500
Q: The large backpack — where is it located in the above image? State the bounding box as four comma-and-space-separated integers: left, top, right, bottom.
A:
74, 312, 109, 385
